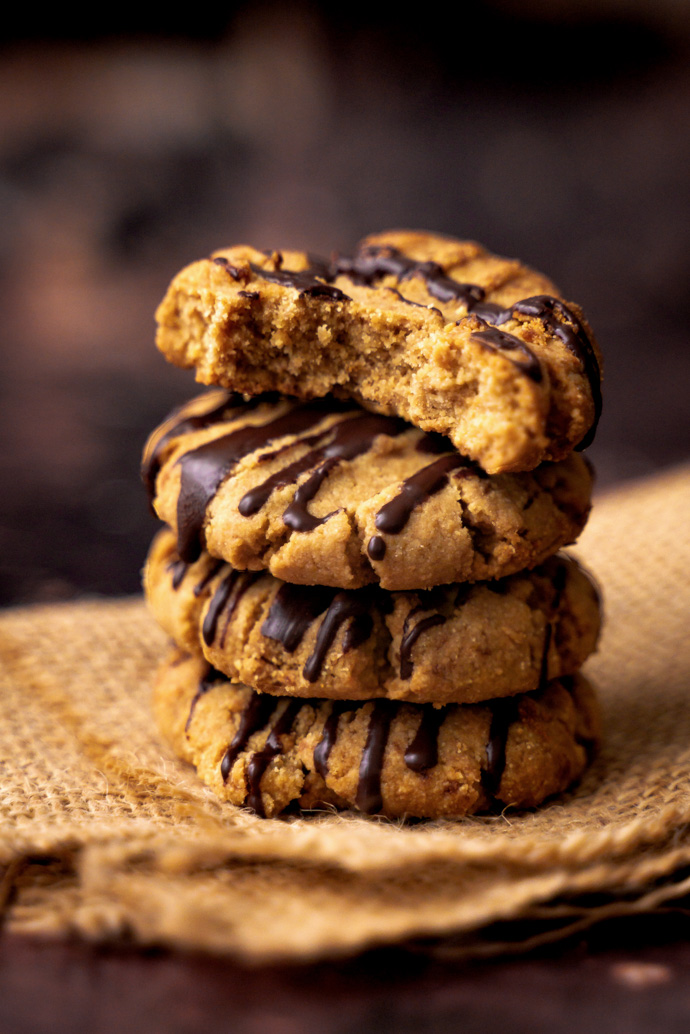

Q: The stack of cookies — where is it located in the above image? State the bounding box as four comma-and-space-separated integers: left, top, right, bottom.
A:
142, 230, 603, 820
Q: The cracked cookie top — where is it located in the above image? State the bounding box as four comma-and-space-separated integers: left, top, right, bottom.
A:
143, 390, 593, 591
154, 230, 602, 474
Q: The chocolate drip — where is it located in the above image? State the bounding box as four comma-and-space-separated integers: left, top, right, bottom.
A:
203, 568, 260, 648
167, 557, 187, 590
249, 261, 350, 302
368, 454, 474, 559
404, 708, 447, 773
470, 322, 542, 382
538, 559, 569, 687
220, 693, 278, 783
334, 245, 485, 307
367, 535, 386, 562
142, 390, 240, 507
175, 399, 341, 563
237, 430, 332, 516
281, 413, 408, 533
477, 294, 602, 446
261, 583, 339, 653
313, 701, 354, 781
245, 699, 302, 816
193, 558, 224, 597
303, 587, 387, 682
481, 697, 520, 797
400, 610, 447, 680
356, 700, 397, 813
185, 664, 225, 735
262, 583, 389, 682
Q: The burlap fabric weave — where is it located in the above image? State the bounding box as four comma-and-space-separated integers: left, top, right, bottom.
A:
2, 465, 690, 962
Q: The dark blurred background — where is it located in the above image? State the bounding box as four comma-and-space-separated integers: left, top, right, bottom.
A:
1, 0, 688, 607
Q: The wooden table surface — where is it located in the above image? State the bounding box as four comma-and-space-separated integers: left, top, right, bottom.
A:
3, 919, 690, 1034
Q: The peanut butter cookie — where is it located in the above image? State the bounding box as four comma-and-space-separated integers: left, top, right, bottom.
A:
145, 528, 601, 706
143, 390, 593, 591
154, 231, 602, 474
154, 650, 600, 819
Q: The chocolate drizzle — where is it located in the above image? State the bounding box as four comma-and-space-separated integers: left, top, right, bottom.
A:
249, 262, 350, 302
212, 677, 529, 816
333, 245, 485, 308
470, 321, 542, 382
175, 399, 344, 562
356, 700, 396, 813
220, 693, 277, 784
279, 412, 408, 533
142, 389, 241, 508
203, 568, 261, 648
244, 699, 302, 816
185, 663, 225, 735
481, 697, 520, 797
368, 453, 474, 560
404, 708, 446, 773
400, 609, 447, 680
261, 583, 339, 654
262, 583, 391, 682
313, 701, 354, 781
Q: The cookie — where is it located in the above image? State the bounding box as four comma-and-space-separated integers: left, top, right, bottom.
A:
154, 230, 602, 474
143, 390, 593, 591
154, 650, 600, 819
144, 528, 601, 706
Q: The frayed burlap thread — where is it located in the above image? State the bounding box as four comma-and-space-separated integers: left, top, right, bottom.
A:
2, 464, 690, 961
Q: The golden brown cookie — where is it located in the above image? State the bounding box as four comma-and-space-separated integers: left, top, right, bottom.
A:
154, 650, 600, 819
154, 230, 602, 474
144, 528, 601, 706
143, 390, 593, 591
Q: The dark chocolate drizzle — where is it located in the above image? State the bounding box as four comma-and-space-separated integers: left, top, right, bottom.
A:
234, 407, 406, 532
262, 583, 391, 682
470, 321, 542, 382
167, 557, 187, 590
175, 398, 344, 563
356, 700, 396, 814
261, 583, 339, 654
333, 245, 485, 308
249, 261, 349, 302
203, 569, 261, 648
244, 699, 303, 816
368, 453, 474, 560
142, 390, 240, 508
481, 697, 521, 797
185, 663, 225, 735
280, 413, 408, 533
220, 693, 277, 784
404, 708, 446, 773
313, 701, 354, 781
400, 610, 447, 680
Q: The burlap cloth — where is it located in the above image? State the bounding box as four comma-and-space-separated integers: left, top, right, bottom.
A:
2, 465, 690, 963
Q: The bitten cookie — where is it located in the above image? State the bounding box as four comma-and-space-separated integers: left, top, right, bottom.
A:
154, 650, 601, 819
143, 390, 593, 591
145, 528, 601, 706
154, 230, 602, 474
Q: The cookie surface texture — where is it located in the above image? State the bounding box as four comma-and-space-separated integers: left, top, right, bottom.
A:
143, 390, 593, 590
145, 529, 602, 706
154, 230, 602, 474
154, 650, 600, 820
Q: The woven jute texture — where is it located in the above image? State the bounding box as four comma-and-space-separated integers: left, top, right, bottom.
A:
2, 464, 690, 962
